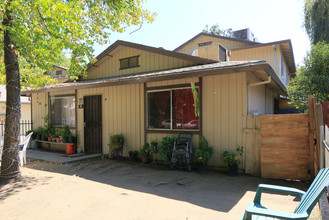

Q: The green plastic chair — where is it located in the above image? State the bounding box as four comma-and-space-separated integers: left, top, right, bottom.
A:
241, 168, 329, 220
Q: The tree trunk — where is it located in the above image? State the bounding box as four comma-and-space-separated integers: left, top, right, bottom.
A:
0, 4, 21, 179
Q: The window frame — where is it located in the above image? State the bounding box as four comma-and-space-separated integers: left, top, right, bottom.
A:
146, 84, 200, 132
49, 94, 76, 128
119, 55, 140, 70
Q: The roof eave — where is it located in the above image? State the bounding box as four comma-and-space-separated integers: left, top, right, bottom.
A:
22, 61, 286, 95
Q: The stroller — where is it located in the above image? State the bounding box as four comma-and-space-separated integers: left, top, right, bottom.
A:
170, 133, 193, 171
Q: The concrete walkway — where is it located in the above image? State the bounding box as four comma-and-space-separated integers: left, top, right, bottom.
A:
26, 149, 102, 164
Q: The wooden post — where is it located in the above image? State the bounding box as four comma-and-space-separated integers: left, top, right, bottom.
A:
308, 95, 315, 179
308, 95, 320, 179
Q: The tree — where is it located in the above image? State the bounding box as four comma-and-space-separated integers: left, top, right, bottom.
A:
202, 24, 232, 37
287, 42, 329, 111
0, 0, 155, 179
304, 0, 329, 44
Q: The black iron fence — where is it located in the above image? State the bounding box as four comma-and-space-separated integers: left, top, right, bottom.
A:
0, 120, 32, 137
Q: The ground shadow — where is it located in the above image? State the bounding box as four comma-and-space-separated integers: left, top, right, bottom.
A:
0, 175, 51, 202
24, 157, 309, 213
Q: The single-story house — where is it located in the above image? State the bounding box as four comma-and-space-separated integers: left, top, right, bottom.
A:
22, 28, 296, 172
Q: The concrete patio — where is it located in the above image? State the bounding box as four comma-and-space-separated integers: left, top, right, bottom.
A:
26, 149, 102, 164
0, 151, 322, 219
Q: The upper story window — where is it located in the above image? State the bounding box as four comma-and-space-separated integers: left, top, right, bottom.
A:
56, 70, 62, 76
119, 56, 140, 70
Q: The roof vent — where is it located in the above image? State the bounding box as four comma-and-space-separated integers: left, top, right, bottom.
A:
232, 28, 257, 42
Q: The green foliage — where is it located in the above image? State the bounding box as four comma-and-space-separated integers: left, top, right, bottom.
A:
221, 146, 244, 167
139, 143, 151, 156
0, 0, 156, 86
26, 129, 33, 135
109, 134, 124, 151
304, 0, 329, 44
54, 128, 62, 137
62, 125, 72, 138
194, 136, 213, 163
287, 42, 329, 110
158, 136, 175, 161
202, 24, 232, 37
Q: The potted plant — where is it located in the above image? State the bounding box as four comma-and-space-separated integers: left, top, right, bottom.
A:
221, 146, 244, 176
139, 143, 151, 163
158, 136, 175, 164
35, 127, 44, 140
62, 125, 71, 143
194, 136, 213, 171
55, 128, 62, 142
26, 129, 36, 139
109, 134, 124, 157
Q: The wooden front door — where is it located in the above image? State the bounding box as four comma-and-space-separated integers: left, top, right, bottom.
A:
84, 95, 102, 154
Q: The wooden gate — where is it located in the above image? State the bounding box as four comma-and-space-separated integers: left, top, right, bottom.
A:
260, 114, 310, 180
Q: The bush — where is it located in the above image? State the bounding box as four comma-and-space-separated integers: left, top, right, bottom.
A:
159, 136, 175, 161
194, 136, 213, 164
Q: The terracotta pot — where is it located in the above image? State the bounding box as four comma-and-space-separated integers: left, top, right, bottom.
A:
56, 137, 61, 143
141, 154, 149, 163
48, 137, 52, 142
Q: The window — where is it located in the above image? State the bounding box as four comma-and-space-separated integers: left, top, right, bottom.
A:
56, 70, 62, 76
50, 96, 75, 127
119, 56, 140, 70
147, 87, 199, 130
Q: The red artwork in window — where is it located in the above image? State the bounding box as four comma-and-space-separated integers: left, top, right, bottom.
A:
172, 88, 199, 130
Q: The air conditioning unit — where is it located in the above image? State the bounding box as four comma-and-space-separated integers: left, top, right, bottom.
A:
232, 28, 256, 42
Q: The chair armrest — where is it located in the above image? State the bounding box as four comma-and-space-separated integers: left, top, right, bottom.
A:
254, 184, 306, 205
244, 203, 309, 220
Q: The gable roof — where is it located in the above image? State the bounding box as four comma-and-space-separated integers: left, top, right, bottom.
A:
87, 40, 218, 70
231, 39, 296, 73
174, 32, 260, 52
53, 65, 68, 70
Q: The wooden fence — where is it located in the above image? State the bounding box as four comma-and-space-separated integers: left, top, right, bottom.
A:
259, 114, 310, 180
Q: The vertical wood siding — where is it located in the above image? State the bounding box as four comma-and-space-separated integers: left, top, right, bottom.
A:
86, 45, 195, 80
176, 35, 251, 57
202, 73, 247, 168
230, 45, 278, 77
77, 84, 144, 156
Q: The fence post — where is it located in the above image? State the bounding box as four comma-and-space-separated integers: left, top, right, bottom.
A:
308, 95, 320, 179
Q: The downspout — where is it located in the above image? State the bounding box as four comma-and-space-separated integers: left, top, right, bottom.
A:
273, 44, 277, 73
247, 76, 272, 115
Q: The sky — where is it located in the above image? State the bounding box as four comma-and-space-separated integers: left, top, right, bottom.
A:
93, 0, 310, 67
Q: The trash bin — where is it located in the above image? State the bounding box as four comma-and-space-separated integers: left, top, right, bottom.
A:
66, 144, 75, 155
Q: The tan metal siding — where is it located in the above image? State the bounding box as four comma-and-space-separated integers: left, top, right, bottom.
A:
86, 45, 195, 80
176, 35, 251, 58
202, 73, 246, 168
76, 84, 144, 155
230, 45, 277, 75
